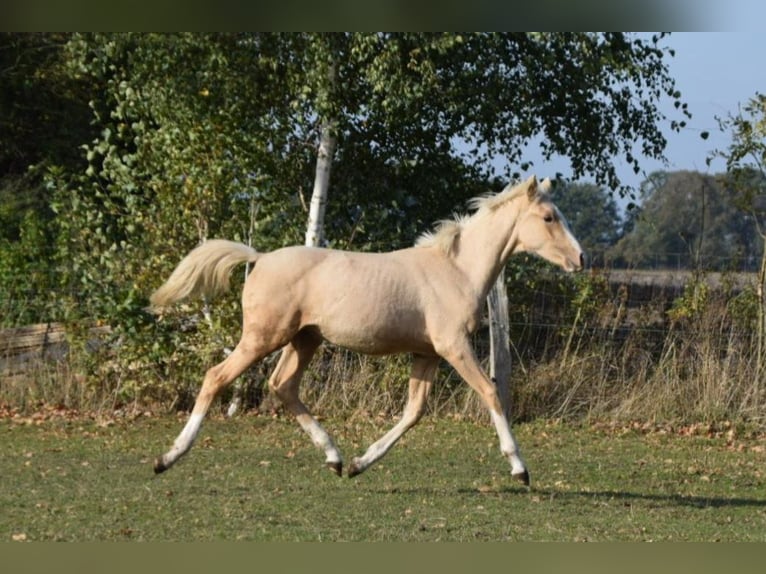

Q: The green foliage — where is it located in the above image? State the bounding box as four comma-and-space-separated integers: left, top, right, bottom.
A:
713, 93, 766, 179
569, 271, 613, 322
7, 32, 688, 303
710, 95, 766, 278
610, 170, 766, 270
56, 34, 288, 307
1, 32, 689, 405
0, 209, 53, 326
0, 33, 93, 175
500, 255, 613, 368
727, 286, 760, 332
667, 277, 710, 324
0, 34, 92, 325
0, 176, 57, 326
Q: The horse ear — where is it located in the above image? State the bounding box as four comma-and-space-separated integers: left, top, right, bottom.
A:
540, 178, 552, 193
525, 175, 538, 200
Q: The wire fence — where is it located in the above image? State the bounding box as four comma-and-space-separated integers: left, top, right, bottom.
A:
2, 267, 763, 424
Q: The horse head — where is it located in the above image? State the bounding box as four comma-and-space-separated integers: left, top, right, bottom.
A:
514, 175, 585, 272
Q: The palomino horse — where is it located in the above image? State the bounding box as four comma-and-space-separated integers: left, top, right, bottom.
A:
151, 175, 584, 485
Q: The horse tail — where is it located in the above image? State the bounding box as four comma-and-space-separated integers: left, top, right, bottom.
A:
150, 239, 260, 308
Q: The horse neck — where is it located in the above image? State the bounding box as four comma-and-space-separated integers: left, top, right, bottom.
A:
454, 200, 522, 299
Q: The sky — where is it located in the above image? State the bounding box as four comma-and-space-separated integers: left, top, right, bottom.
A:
638, 32, 765, 180
500, 32, 766, 209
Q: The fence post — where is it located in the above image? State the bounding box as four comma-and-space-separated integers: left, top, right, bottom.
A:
488, 268, 512, 419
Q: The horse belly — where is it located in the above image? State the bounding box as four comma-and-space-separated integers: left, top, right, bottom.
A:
314, 305, 432, 356
323, 329, 434, 356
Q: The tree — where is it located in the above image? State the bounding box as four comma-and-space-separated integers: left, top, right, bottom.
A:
51, 34, 299, 315
303, 38, 338, 249
610, 170, 765, 270
549, 181, 622, 266
44, 33, 687, 285
711, 93, 766, 375
0, 33, 92, 246
0, 33, 94, 325
0, 32, 689, 405
712, 93, 766, 179
0, 33, 93, 176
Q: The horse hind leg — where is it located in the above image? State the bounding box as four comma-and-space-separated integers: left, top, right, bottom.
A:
268, 329, 344, 476
154, 341, 268, 474
347, 354, 438, 478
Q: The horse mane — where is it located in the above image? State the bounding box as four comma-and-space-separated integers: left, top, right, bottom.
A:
415, 180, 527, 254
414, 215, 469, 254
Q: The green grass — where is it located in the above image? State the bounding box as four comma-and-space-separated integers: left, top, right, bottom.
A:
2, 412, 765, 541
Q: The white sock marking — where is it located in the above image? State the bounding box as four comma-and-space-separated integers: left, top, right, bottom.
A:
490, 410, 526, 475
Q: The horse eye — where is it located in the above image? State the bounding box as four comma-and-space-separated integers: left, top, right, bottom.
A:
543, 214, 554, 223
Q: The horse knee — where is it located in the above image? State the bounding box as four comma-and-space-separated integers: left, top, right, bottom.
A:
200, 366, 227, 399
268, 374, 297, 404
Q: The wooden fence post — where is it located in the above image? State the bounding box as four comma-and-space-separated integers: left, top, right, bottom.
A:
487, 268, 512, 419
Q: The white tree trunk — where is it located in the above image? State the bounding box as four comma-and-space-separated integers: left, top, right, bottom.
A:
488, 268, 512, 419
304, 122, 336, 247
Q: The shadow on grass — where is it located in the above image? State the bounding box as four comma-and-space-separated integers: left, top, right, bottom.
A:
455, 486, 766, 509
356, 483, 766, 510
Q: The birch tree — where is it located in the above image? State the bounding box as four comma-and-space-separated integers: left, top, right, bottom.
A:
304, 43, 339, 248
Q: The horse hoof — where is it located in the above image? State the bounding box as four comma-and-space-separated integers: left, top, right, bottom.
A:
326, 461, 343, 477
513, 470, 530, 487
153, 457, 168, 474
347, 460, 363, 478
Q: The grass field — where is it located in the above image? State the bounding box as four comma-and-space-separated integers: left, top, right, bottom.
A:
2, 410, 765, 542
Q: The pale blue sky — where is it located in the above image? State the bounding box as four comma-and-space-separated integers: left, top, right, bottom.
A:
638, 32, 765, 179
496, 31, 766, 205
687, 0, 766, 31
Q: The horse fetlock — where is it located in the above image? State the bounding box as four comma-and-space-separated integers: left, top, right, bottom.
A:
347, 458, 365, 478
509, 459, 528, 480
512, 469, 531, 487
153, 456, 169, 474
326, 460, 343, 477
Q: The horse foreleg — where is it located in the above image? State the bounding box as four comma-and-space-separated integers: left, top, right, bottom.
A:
268, 331, 343, 476
154, 343, 263, 473
441, 341, 530, 486
348, 355, 438, 478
